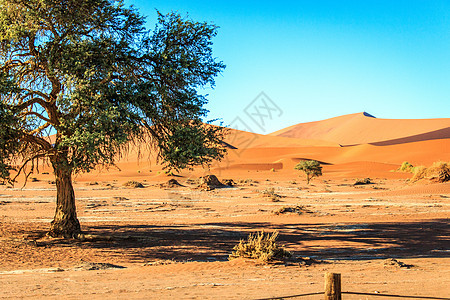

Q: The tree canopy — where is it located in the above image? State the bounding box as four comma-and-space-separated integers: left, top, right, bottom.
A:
294, 160, 322, 184
0, 0, 226, 236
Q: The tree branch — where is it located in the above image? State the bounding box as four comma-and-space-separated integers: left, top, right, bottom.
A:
30, 122, 51, 135
21, 111, 51, 123
11, 152, 48, 185
20, 132, 53, 151
16, 97, 50, 111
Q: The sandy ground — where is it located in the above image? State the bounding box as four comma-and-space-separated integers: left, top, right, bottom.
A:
1, 170, 449, 299
1, 113, 449, 299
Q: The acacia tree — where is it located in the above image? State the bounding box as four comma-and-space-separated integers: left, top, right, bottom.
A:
294, 160, 322, 184
0, 0, 226, 237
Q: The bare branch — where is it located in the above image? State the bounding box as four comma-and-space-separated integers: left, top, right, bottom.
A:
20, 132, 53, 151
21, 111, 51, 123
30, 122, 51, 135
11, 152, 48, 185
16, 97, 50, 111
22, 89, 51, 101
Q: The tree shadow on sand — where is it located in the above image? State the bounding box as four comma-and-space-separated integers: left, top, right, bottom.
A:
25, 218, 449, 263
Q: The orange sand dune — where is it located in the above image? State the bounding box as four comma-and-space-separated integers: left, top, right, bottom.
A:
33, 113, 448, 182
223, 127, 338, 148
271, 112, 450, 146
231, 138, 448, 166
211, 138, 449, 179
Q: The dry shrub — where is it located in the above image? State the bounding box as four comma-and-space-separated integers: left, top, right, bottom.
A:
159, 179, 183, 188
123, 180, 144, 188
260, 187, 282, 202
185, 178, 199, 185
274, 205, 312, 215
238, 179, 258, 185
222, 179, 235, 186
354, 178, 372, 185
197, 175, 224, 190
229, 231, 291, 262
411, 161, 450, 183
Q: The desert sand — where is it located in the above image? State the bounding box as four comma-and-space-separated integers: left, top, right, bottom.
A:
1, 113, 449, 299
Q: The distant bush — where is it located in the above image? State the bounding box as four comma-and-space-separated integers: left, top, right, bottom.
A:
294, 160, 322, 184
229, 231, 291, 262
398, 161, 415, 173
411, 161, 450, 183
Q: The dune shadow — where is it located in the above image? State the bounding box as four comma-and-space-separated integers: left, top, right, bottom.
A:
369, 127, 450, 146
340, 127, 450, 147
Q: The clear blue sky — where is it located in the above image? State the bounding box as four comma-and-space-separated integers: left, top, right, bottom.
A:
125, 0, 449, 133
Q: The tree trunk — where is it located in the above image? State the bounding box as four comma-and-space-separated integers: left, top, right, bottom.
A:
48, 160, 81, 237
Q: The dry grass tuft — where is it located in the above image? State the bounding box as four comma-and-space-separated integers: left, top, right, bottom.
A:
273, 205, 312, 215
353, 178, 372, 185
123, 180, 144, 188
229, 231, 291, 262
411, 161, 450, 183
260, 187, 282, 202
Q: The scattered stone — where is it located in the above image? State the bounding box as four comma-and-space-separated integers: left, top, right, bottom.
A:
143, 259, 178, 266
296, 256, 319, 266
185, 178, 199, 185
48, 267, 65, 272
238, 179, 258, 185
160, 179, 184, 188
383, 258, 413, 269
222, 179, 236, 186
74, 262, 126, 271
123, 180, 144, 188
273, 205, 313, 215
197, 175, 224, 191
354, 178, 372, 185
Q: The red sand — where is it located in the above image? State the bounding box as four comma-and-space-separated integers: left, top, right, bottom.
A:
1, 113, 449, 299
271, 112, 450, 146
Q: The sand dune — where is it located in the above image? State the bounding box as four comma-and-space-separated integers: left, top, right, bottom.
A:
270, 112, 450, 146
223, 128, 338, 148
32, 113, 448, 182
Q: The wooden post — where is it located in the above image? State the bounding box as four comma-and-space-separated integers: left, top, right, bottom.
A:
324, 272, 341, 300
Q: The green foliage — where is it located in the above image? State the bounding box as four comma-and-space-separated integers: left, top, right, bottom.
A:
229, 231, 291, 262
294, 160, 322, 184
398, 161, 414, 173
0, 0, 226, 181
0, 102, 21, 180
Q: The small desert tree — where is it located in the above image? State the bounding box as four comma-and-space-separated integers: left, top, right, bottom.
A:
0, 0, 225, 237
294, 160, 322, 184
